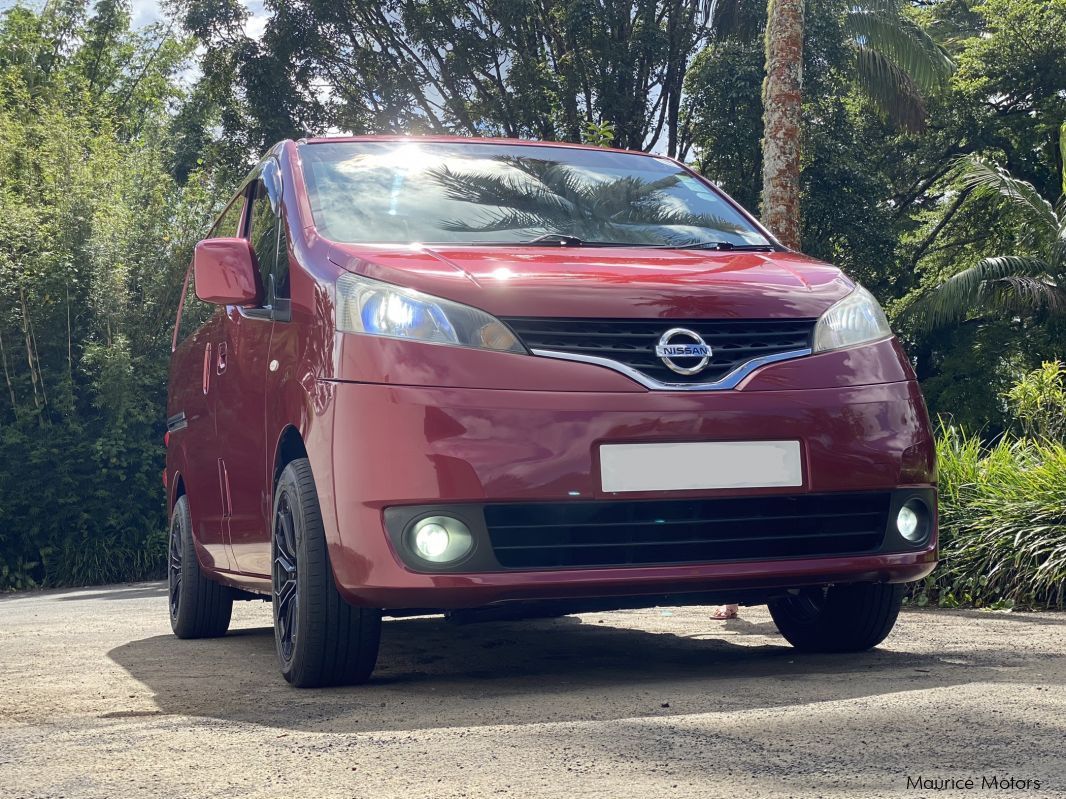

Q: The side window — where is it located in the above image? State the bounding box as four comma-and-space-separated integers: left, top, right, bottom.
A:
249, 178, 280, 305
175, 263, 214, 346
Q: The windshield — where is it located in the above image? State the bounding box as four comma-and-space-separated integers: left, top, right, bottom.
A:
299, 140, 771, 247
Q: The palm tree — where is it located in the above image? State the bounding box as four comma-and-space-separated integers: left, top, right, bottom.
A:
428, 156, 744, 243
909, 155, 1066, 330
713, 0, 954, 248
761, 0, 805, 249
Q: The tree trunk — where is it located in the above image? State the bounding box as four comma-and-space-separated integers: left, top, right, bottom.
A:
761, 0, 804, 249
0, 329, 17, 418
19, 287, 43, 415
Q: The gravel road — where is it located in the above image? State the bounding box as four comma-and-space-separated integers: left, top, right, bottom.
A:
1, 583, 1063, 798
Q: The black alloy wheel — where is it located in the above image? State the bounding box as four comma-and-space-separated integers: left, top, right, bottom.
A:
168, 494, 233, 639
273, 492, 300, 667
271, 458, 382, 687
168, 513, 182, 620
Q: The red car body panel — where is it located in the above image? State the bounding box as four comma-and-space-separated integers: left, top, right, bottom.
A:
165, 137, 937, 608
323, 378, 935, 608
326, 244, 855, 320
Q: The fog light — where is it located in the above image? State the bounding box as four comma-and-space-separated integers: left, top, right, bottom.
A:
896, 499, 929, 543
413, 523, 450, 559
409, 516, 474, 564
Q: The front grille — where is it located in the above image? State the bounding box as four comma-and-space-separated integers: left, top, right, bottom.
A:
503, 317, 816, 385
484, 493, 891, 569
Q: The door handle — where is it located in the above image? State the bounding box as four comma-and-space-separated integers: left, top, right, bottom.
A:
202, 342, 212, 395
216, 341, 228, 375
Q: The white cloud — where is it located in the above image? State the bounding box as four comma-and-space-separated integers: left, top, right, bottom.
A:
129, 0, 160, 28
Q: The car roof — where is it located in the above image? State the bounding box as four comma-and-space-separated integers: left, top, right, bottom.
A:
296, 134, 665, 160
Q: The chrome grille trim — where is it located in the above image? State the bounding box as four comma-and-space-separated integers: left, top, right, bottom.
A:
529, 347, 812, 391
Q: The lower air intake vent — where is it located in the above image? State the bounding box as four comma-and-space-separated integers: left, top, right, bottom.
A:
484, 492, 891, 570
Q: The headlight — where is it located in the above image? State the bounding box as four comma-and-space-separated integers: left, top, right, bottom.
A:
812, 285, 892, 353
336, 273, 525, 353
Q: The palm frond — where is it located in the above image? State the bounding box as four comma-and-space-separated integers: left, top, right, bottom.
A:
427, 164, 577, 223
494, 158, 587, 204
852, 47, 927, 132
438, 210, 549, 234
992, 275, 1066, 314
428, 157, 748, 241
909, 255, 1059, 331
846, 7, 953, 93
956, 155, 1059, 238
611, 205, 743, 233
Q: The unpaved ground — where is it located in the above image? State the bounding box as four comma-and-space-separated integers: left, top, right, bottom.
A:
0, 584, 1063, 799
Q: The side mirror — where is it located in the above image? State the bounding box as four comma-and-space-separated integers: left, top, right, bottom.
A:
193, 238, 261, 306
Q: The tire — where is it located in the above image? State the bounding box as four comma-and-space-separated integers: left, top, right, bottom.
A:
272, 458, 382, 687
168, 495, 233, 638
768, 582, 905, 653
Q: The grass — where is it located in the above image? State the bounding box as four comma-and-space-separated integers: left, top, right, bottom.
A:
917, 426, 1066, 609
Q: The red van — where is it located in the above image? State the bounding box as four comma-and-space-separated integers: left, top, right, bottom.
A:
165, 137, 937, 687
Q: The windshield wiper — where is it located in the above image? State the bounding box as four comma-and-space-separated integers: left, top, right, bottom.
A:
464, 234, 626, 247
661, 240, 776, 251
516, 233, 636, 247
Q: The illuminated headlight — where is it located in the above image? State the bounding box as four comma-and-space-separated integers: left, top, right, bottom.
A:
896, 499, 931, 544
813, 285, 892, 353
409, 516, 475, 564
336, 273, 525, 353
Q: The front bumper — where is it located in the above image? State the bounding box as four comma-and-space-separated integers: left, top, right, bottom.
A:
324, 378, 936, 609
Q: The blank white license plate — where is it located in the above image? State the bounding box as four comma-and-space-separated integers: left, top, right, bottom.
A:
599, 440, 803, 493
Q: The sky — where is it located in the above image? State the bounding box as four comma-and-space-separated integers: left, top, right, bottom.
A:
0, 0, 269, 39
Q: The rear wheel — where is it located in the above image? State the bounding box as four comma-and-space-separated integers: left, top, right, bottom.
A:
768, 583, 905, 652
272, 458, 382, 687
168, 495, 233, 638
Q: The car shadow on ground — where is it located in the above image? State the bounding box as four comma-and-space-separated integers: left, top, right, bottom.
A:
107, 609, 1060, 734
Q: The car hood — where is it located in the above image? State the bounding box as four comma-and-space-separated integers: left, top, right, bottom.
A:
326, 243, 854, 319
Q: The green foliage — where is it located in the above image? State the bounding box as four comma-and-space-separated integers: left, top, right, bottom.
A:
175, 0, 714, 157
582, 120, 617, 148
0, 2, 226, 590
906, 155, 1065, 331
1004, 362, 1066, 441
918, 426, 1066, 609
682, 39, 764, 209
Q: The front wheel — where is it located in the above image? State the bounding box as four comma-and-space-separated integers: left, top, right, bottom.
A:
272, 458, 382, 687
768, 583, 905, 653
